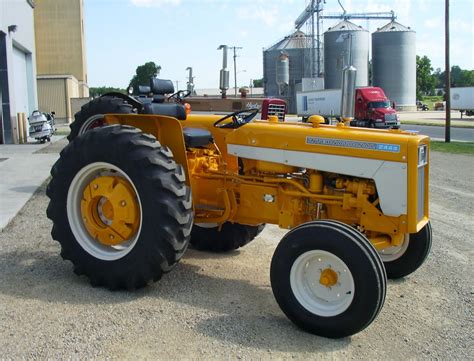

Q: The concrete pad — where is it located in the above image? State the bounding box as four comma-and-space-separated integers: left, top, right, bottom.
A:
0, 136, 65, 230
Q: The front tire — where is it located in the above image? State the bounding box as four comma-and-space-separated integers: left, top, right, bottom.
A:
47, 125, 193, 289
190, 223, 265, 252
270, 220, 386, 338
380, 221, 432, 279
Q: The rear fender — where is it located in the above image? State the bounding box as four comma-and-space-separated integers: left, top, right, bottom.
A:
104, 114, 189, 185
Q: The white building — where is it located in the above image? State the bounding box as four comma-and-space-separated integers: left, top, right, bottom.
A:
0, 0, 38, 144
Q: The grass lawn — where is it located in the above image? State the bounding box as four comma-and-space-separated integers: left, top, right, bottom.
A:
431, 141, 474, 154
421, 95, 443, 110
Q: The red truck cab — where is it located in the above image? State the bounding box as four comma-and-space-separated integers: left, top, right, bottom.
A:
352, 87, 400, 128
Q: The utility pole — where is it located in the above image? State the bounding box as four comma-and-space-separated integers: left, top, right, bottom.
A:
175, 80, 179, 91
445, 0, 451, 142
311, 0, 316, 78
230, 46, 243, 97
316, 0, 321, 76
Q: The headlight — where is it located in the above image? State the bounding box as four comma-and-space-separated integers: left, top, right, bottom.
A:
418, 145, 428, 167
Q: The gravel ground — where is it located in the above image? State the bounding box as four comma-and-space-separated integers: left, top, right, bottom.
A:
0, 149, 473, 359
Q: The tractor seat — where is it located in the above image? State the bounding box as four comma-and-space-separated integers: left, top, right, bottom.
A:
183, 127, 214, 147
142, 103, 187, 120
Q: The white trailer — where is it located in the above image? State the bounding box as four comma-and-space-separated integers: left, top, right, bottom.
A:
450, 87, 474, 117
296, 89, 342, 119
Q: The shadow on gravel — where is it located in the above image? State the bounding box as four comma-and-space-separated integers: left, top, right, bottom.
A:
9, 185, 40, 194
0, 248, 351, 352
194, 314, 351, 352
0, 249, 149, 304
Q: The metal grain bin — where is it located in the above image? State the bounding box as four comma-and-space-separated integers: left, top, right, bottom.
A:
324, 20, 369, 89
263, 30, 321, 113
372, 21, 416, 110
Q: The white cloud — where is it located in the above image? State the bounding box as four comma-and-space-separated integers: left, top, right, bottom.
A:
424, 17, 442, 29
130, 0, 181, 7
237, 4, 280, 27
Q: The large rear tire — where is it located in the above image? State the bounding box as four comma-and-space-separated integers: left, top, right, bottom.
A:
190, 223, 265, 252
69, 96, 134, 141
47, 125, 193, 290
270, 220, 386, 338
379, 221, 432, 279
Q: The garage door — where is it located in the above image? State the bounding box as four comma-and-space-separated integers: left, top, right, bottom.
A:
12, 46, 29, 116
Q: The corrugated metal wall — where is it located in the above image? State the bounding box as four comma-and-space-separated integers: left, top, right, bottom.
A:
37, 76, 80, 123
37, 78, 66, 119
372, 22, 416, 110
35, 0, 87, 83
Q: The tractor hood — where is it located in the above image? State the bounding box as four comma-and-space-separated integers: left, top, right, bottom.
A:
225, 121, 425, 163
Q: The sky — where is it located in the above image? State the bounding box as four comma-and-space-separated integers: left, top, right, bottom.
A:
84, 0, 474, 90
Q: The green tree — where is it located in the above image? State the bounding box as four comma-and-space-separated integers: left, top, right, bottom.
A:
431, 66, 474, 89
416, 55, 436, 99
433, 68, 444, 89
89, 86, 126, 97
252, 78, 263, 87
450, 65, 462, 86
458, 69, 474, 87
129, 61, 162, 94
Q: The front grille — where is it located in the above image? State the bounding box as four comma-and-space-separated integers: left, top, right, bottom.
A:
267, 104, 286, 121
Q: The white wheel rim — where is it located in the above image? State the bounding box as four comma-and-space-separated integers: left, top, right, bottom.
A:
195, 223, 219, 229
290, 250, 355, 317
78, 114, 105, 135
379, 235, 410, 262
67, 162, 143, 261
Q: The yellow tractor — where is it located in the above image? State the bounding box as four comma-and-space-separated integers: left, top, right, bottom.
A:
47, 79, 431, 338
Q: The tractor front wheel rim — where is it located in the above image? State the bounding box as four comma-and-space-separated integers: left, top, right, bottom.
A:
290, 250, 355, 317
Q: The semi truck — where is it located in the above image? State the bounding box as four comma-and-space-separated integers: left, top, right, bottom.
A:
450, 87, 474, 117
296, 87, 400, 128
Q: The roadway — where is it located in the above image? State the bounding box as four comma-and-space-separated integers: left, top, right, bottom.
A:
401, 124, 474, 142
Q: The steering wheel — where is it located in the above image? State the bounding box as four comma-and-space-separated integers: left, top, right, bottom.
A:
167, 90, 191, 103
213, 108, 259, 129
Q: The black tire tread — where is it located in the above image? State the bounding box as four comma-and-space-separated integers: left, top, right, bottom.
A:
68, 96, 134, 141
190, 223, 265, 252
270, 220, 387, 338
383, 221, 432, 279
47, 125, 193, 290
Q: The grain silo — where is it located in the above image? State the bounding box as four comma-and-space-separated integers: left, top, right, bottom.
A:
372, 21, 416, 110
324, 20, 369, 89
263, 30, 320, 113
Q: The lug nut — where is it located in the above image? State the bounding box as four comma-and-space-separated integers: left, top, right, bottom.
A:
109, 234, 115, 240
121, 201, 127, 207
93, 184, 98, 190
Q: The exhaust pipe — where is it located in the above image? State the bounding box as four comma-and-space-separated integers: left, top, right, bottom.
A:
218, 45, 230, 99
340, 65, 357, 124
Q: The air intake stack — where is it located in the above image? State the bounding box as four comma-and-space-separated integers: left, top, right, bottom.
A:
218, 45, 230, 99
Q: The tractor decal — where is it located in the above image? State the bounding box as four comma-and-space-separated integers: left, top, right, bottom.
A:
306, 136, 401, 153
